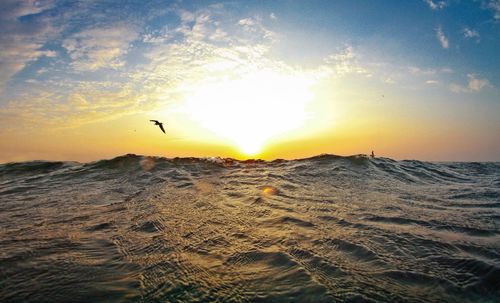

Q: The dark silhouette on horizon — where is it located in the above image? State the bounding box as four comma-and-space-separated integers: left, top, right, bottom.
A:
150, 120, 165, 134
371, 150, 375, 158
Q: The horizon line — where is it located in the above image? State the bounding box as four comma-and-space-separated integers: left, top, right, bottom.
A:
2, 153, 499, 165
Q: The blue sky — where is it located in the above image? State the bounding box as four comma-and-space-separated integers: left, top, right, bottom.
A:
0, 0, 499, 161
2, 0, 498, 93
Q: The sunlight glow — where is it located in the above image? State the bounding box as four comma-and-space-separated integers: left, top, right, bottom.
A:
181, 70, 315, 155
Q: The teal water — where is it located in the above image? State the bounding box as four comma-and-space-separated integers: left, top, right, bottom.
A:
1, 154, 499, 302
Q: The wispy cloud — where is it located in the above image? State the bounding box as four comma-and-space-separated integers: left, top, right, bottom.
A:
0, 0, 58, 91
237, 16, 275, 41
143, 25, 172, 44
484, 0, 500, 20
0, 6, 286, 129
0, 81, 145, 131
463, 27, 480, 41
62, 24, 140, 71
238, 18, 256, 27
408, 66, 452, 76
436, 27, 449, 49
209, 28, 228, 41
450, 74, 491, 93
1, 1, 497, 135
137, 8, 280, 85
384, 77, 396, 84
324, 46, 371, 77
425, 0, 447, 10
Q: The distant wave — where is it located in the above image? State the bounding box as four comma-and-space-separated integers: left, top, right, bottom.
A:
2, 153, 497, 181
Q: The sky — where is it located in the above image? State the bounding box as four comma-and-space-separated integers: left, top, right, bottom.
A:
0, 0, 499, 162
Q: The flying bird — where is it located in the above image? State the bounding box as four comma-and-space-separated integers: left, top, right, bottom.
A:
150, 120, 166, 134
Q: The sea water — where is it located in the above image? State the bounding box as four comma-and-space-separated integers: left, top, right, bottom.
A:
1, 154, 499, 302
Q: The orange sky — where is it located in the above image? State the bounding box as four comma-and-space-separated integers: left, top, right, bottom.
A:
1, 1, 499, 162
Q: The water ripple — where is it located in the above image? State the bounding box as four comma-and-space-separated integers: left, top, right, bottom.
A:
1, 154, 499, 302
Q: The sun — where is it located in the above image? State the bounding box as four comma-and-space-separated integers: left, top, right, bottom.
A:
181, 70, 315, 156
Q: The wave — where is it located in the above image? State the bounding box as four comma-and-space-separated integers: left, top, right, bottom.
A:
1, 153, 499, 302
2, 153, 497, 180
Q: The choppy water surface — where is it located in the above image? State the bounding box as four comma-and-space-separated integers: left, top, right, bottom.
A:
1, 154, 499, 302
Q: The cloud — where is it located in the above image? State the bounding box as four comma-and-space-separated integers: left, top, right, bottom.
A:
237, 16, 276, 41
0, 6, 286, 130
409, 66, 437, 76
172, 10, 237, 44
0, 0, 57, 91
424, 0, 447, 10
383, 77, 396, 84
409, 66, 453, 76
209, 28, 228, 41
436, 27, 449, 49
0, 82, 144, 131
238, 18, 256, 27
426, 80, 439, 84
143, 25, 172, 44
450, 74, 491, 93
463, 27, 480, 41
5, 1, 490, 135
324, 46, 371, 77
179, 10, 196, 23
484, 0, 500, 19
137, 11, 280, 91
270, 13, 277, 20
62, 24, 139, 71
467, 75, 491, 91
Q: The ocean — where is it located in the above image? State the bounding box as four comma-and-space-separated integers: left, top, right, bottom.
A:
1, 154, 499, 302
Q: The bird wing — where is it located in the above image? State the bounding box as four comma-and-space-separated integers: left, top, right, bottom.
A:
159, 123, 166, 133
150, 120, 158, 123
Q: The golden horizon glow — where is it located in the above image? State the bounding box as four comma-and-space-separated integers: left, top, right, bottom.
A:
179, 70, 315, 156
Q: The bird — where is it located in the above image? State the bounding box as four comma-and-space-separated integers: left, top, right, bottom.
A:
150, 120, 165, 134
